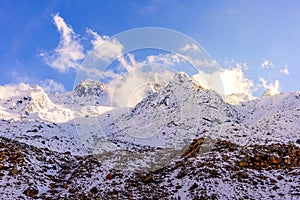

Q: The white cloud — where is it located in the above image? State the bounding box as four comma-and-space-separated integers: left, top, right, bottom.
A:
40, 13, 85, 72
118, 55, 134, 72
109, 69, 174, 107
192, 65, 254, 96
219, 67, 254, 96
261, 60, 274, 68
39, 16, 286, 103
0, 83, 33, 99
146, 53, 183, 66
40, 79, 66, 94
280, 65, 289, 75
145, 53, 218, 69
180, 43, 201, 52
259, 78, 280, 96
87, 29, 124, 63
11, 70, 30, 83
103, 53, 175, 107
179, 54, 217, 68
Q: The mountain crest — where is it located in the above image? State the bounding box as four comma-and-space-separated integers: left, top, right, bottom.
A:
74, 79, 105, 97
167, 72, 205, 92
171, 71, 191, 85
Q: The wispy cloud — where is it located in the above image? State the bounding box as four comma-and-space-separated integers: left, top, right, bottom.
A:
261, 60, 274, 69
40, 13, 85, 72
40, 79, 66, 93
11, 70, 30, 83
38, 14, 286, 102
180, 43, 201, 52
146, 53, 183, 66
179, 54, 217, 68
0, 83, 33, 99
280, 65, 289, 75
146, 52, 217, 69
259, 78, 280, 96
87, 29, 124, 63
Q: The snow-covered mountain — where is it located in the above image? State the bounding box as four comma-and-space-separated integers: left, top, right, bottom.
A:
74, 79, 106, 97
109, 72, 236, 149
0, 85, 74, 122
0, 72, 299, 199
0, 72, 299, 154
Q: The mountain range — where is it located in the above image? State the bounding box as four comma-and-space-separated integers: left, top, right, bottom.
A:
0, 72, 299, 199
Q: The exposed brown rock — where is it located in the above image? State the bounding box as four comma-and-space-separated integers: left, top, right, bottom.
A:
23, 187, 38, 197
106, 173, 113, 180
9, 168, 19, 175
143, 175, 153, 183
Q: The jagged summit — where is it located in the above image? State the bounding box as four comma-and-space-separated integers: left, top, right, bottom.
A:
170, 71, 193, 86
168, 71, 205, 90
173, 71, 190, 82
110, 70, 234, 149
74, 79, 106, 97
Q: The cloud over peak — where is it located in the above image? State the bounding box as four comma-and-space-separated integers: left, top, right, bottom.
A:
260, 78, 280, 96
192, 65, 254, 97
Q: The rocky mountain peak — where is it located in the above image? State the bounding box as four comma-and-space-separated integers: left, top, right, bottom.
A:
165, 72, 205, 95
74, 79, 106, 97
171, 71, 191, 84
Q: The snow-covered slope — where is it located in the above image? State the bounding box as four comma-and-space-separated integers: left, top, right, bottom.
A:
0, 72, 299, 199
222, 92, 300, 145
0, 135, 299, 199
0, 80, 115, 155
1, 74, 299, 153
0, 85, 74, 123
109, 72, 236, 150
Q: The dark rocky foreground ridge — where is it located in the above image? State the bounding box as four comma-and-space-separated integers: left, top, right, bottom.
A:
0, 136, 299, 199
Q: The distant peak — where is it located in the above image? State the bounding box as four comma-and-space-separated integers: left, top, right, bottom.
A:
174, 71, 190, 79
74, 79, 105, 97
77, 79, 104, 88
172, 72, 191, 84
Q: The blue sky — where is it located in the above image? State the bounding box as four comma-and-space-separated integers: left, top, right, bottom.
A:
0, 0, 299, 96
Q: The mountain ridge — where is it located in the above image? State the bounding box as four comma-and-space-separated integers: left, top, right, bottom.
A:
0, 72, 299, 199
